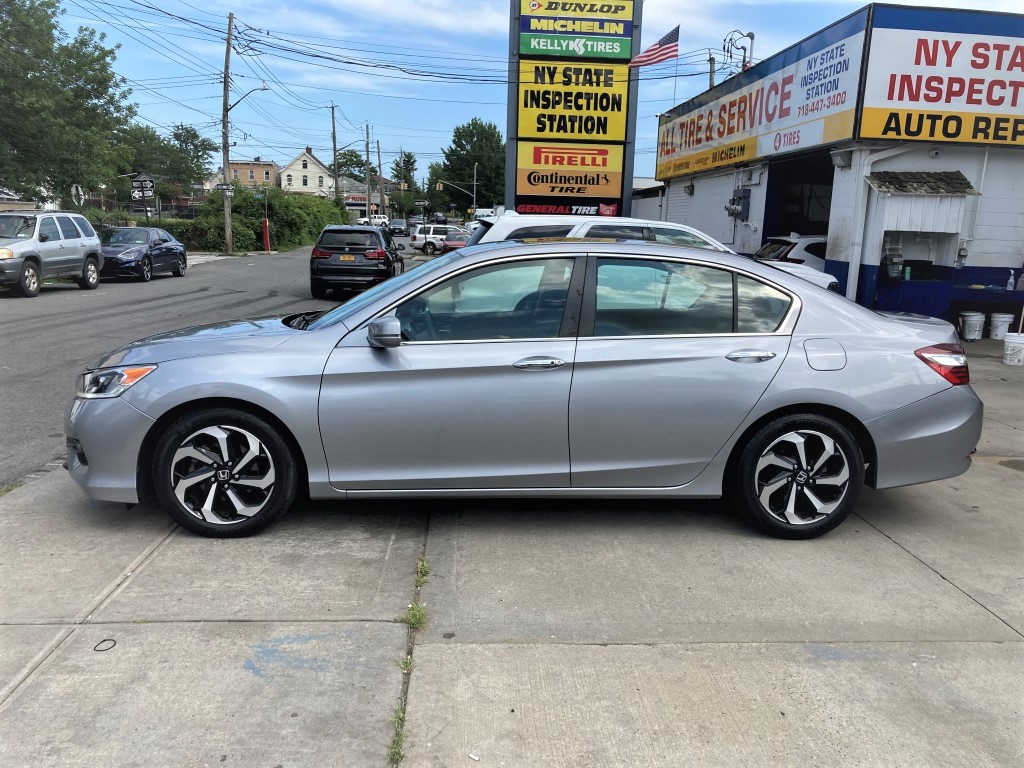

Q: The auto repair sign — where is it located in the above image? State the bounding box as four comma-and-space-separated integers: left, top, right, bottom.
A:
656, 10, 866, 179
860, 6, 1024, 145
519, 0, 633, 60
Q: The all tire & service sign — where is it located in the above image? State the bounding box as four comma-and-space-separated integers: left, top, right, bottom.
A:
860, 6, 1024, 146
656, 8, 867, 180
507, 1, 641, 215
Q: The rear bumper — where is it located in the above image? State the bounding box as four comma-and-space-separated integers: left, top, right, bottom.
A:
867, 385, 983, 490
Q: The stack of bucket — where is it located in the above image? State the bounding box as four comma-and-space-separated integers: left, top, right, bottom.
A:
958, 311, 1023, 365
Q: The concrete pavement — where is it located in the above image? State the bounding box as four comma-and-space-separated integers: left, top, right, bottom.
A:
0, 273, 1022, 768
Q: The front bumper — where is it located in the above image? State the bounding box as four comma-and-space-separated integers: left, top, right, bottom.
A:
65, 395, 156, 503
0, 258, 25, 285
867, 384, 983, 490
100, 260, 143, 278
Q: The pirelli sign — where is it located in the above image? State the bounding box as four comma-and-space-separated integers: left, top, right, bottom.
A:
508, 0, 640, 215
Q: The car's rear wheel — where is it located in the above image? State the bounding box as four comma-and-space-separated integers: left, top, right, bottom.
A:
139, 256, 152, 282
153, 408, 298, 538
172, 254, 187, 277
735, 414, 863, 539
77, 257, 99, 290
17, 261, 41, 297
423, 242, 436, 255
311, 282, 329, 299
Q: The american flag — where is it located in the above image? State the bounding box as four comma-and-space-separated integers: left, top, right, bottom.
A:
629, 26, 680, 68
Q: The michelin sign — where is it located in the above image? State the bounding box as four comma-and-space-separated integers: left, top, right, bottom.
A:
508, 0, 640, 215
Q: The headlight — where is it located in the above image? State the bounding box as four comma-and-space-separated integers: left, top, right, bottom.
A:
77, 365, 157, 399
0, 248, 14, 260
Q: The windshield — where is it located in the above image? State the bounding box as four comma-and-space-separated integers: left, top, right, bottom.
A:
102, 228, 149, 245
0, 215, 36, 239
306, 250, 464, 331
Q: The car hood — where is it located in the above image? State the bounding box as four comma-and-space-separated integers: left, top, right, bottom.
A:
94, 315, 302, 367
102, 244, 145, 257
0, 236, 26, 248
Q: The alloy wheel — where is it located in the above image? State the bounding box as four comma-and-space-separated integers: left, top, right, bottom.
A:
85, 261, 98, 286
169, 425, 276, 525
141, 258, 152, 281
753, 429, 851, 526
24, 266, 39, 293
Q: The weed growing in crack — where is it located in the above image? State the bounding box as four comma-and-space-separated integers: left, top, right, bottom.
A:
415, 557, 430, 588
396, 655, 414, 674
400, 602, 427, 629
387, 701, 406, 764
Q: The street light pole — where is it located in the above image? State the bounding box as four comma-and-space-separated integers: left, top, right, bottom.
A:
473, 162, 478, 212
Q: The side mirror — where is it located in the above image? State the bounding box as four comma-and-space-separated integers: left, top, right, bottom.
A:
397, 244, 405, 251
367, 316, 402, 348
38, 233, 49, 242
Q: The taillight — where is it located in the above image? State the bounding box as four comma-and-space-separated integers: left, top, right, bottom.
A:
410, 234, 418, 241
916, 344, 970, 385
364, 249, 387, 260
311, 247, 331, 259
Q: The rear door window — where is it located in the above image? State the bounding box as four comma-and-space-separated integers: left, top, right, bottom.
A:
805, 241, 827, 258
584, 224, 646, 239
506, 224, 573, 240
736, 275, 792, 333
592, 258, 734, 336
71, 216, 96, 237
56, 216, 81, 240
650, 226, 718, 250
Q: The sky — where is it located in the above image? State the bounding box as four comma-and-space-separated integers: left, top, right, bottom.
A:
61, 0, 1024, 184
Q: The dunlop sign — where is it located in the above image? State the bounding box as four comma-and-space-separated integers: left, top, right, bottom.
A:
517, 142, 623, 197
518, 62, 629, 140
519, 0, 633, 60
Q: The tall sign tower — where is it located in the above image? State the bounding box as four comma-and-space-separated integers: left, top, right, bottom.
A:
506, 1, 643, 216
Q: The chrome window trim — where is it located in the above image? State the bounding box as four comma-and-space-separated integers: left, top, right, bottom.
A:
357, 250, 802, 342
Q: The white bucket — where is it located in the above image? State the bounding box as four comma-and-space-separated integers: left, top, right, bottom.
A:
959, 311, 984, 341
989, 313, 1015, 340
1004, 333, 1024, 366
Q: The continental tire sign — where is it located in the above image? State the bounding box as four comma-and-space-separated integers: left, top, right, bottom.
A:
517, 142, 623, 197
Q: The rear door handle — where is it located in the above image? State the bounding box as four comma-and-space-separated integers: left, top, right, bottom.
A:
726, 350, 777, 363
513, 356, 566, 370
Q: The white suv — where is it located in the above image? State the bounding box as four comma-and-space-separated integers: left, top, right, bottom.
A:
466, 213, 732, 252
467, 213, 838, 291
753, 235, 828, 271
410, 224, 468, 255
356, 214, 389, 227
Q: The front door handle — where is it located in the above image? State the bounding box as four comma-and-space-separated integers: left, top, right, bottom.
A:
726, 349, 777, 363
513, 356, 566, 370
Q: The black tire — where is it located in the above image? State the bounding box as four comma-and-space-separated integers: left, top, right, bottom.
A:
16, 260, 41, 297
734, 414, 863, 540
172, 254, 187, 277
152, 407, 299, 538
311, 282, 329, 299
77, 257, 100, 290
423, 242, 436, 255
139, 256, 152, 282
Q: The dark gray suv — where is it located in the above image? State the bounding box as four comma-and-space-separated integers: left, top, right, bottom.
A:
0, 211, 104, 297
309, 225, 405, 299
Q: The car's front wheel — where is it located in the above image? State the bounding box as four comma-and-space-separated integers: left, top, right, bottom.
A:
152, 408, 299, 538
17, 261, 41, 297
139, 256, 152, 282
735, 414, 863, 539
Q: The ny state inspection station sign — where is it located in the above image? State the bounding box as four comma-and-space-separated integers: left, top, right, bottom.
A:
519, 0, 633, 60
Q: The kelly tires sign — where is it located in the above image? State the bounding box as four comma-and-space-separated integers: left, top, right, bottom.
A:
860, 6, 1024, 146
519, 0, 633, 60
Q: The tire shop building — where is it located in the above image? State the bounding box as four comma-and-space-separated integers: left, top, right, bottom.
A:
655, 3, 1024, 323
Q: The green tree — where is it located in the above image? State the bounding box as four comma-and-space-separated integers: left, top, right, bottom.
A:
0, 0, 135, 201
390, 149, 418, 217
441, 118, 505, 213
166, 125, 218, 187
334, 148, 375, 183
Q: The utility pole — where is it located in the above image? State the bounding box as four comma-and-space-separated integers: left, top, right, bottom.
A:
221, 12, 234, 255
376, 139, 385, 220
708, 53, 716, 89
473, 162, 478, 212
364, 123, 371, 220
330, 104, 339, 203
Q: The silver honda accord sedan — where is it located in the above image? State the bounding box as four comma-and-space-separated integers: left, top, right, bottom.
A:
65, 241, 982, 539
